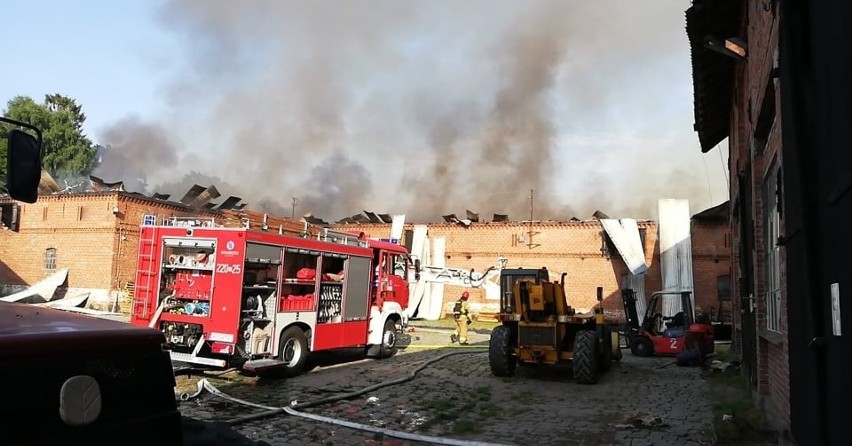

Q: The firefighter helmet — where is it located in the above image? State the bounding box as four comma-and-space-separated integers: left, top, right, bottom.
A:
461, 291, 470, 299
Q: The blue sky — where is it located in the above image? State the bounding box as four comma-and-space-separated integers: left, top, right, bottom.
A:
0, 1, 729, 221
0, 1, 173, 136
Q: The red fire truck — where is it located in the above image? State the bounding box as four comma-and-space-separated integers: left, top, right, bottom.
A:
129, 216, 417, 377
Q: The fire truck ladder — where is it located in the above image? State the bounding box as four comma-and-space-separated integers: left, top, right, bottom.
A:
133, 218, 159, 322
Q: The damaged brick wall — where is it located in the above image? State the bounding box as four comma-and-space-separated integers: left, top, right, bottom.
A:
337, 218, 729, 320
0, 194, 119, 289
0, 193, 730, 327
0, 193, 217, 293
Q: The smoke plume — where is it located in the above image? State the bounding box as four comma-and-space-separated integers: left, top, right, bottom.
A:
93, 116, 181, 193
95, 0, 727, 222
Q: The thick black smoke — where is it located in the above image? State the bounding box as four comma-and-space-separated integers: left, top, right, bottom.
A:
95, 1, 727, 222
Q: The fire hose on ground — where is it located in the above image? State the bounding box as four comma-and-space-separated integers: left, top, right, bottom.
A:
180, 349, 514, 446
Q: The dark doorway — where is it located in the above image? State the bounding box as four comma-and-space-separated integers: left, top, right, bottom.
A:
737, 170, 757, 389
781, 1, 852, 444
715, 274, 733, 340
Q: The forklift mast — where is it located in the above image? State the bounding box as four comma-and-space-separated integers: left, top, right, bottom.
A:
680, 291, 696, 325
621, 289, 641, 334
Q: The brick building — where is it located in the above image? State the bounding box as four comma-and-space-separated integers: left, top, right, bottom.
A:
1, 191, 730, 322
0, 191, 307, 309
689, 1, 852, 444
332, 211, 730, 320
687, 0, 788, 435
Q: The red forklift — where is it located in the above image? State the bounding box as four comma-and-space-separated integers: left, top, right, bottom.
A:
621, 289, 714, 358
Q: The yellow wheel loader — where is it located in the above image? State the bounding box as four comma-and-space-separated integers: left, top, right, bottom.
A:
488, 267, 620, 384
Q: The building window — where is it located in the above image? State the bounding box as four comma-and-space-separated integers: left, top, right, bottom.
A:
0, 203, 20, 231
763, 161, 782, 332
752, 78, 776, 155
715, 275, 732, 323
44, 248, 57, 272
717, 275, 731, 301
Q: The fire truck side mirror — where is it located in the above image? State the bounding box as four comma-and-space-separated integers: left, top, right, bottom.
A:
2, 117, 43, 204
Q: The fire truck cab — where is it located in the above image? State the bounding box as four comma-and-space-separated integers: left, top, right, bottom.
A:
130, 216, 416, 377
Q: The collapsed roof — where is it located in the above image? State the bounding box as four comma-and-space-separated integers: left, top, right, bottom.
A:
9, 172, 730, 226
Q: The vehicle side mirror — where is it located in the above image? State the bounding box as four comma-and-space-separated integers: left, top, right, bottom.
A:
2, 117, 43, 204
7, 129, 41, 203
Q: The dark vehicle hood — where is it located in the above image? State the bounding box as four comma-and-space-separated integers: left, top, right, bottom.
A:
0, 302, 166, 359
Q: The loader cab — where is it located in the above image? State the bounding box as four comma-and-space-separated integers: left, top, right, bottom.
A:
498, 267, 549, 314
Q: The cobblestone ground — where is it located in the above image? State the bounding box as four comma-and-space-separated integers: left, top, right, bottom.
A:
177, 325, 716, 446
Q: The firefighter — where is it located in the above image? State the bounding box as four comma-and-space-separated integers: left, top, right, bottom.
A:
450, 291, 472, 345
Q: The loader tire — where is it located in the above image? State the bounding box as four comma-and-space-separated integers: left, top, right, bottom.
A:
612, 330, 623, 362
489, 325, 517, 377
573, 330, 599, 384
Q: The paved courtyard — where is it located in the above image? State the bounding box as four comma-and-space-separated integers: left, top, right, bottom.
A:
177, 324, 717, 446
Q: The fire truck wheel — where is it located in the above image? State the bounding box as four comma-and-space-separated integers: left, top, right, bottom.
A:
278, 326, 308, 377
368, 318, 399, 358
378, 318, 399, 358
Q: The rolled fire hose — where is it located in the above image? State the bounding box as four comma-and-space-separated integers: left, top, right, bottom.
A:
182, 349, 513, 446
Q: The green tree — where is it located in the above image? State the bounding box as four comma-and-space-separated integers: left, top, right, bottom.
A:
1, 94, 98, 179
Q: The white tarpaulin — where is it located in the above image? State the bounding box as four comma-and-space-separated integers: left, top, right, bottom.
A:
390, 214, 406, 241
405, 225, 429, 319
424, 236, 447, 320
601, 218, 648, 322
601, 218, 648, 275
410, 225, 428, 261
658, 199, 695, 317
0, 268, 68, 303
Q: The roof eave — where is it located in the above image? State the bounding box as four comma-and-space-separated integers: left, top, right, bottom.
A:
686, 1, 743, 153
